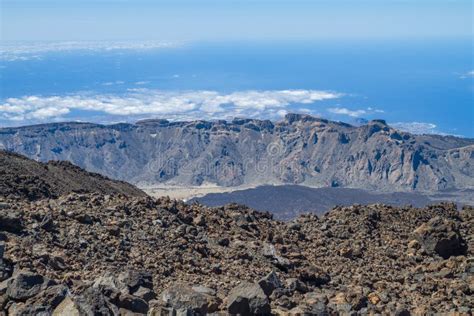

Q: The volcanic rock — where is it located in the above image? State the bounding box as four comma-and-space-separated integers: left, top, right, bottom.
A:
52, 296, 81, 316
160, 284, 220, 314
0, 150, 146, 201
413, 216, 465, 259
258, 271, 282, 296
1, 115, 473, 192
0, 155, 472, 314
298, 266, 330, 286
6, 271, 56, 301
0, 210, 23, 234
227, 282, 271, 315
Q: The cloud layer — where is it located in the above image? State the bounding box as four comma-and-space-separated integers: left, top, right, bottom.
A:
1, 90, 460, 137
0, 89, 341, 123
0, 40, 180, 62
391, 122, 439, 135
328, 106, 384, 117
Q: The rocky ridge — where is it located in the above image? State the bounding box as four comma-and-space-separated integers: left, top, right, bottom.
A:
1, 193, 472, 314
0, 150, 146, 200
1, 114, 473, 192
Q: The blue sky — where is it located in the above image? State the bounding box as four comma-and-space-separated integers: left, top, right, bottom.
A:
1, 0, 473, 41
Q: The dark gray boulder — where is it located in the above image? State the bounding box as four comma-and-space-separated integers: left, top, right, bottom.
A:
0, 210, 24, 234
285, 278, 309, 294
118, 270, 154, 294
227, 282, 271, 315
92, 271, 155, 314
0, 258, 13, 282
110, 292, 149, 314
258, 271, 282, 296
74, 287, 119, 316
18, 284, 68, 315
414, 216, 465, 259
0, 241, 4, 258
133, 286, 156, 302
161, 284, 220, 315
7, 271, 56, 301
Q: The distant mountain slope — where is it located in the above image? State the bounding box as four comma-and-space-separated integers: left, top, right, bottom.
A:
0, 150, 146, 200
0, 114, 473, 192
190, 185, 437, 219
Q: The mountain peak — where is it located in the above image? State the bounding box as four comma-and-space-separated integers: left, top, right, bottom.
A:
284, 113, 319, 124
368, 119, 388, 126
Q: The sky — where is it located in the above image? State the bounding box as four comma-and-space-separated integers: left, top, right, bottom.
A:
0, 0, 473, 136
1, 0, 473, 41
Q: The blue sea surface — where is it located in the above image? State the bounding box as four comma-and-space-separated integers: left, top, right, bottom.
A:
0, 39, 473, 136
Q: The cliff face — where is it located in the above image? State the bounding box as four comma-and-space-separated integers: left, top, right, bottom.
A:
0, 114, 472, 192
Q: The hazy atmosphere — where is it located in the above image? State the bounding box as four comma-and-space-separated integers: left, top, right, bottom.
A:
3, 0, 472, 41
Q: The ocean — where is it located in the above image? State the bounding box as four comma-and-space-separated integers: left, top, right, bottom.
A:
1, 39, 472, 137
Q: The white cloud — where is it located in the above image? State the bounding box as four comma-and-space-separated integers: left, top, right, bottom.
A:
391, 122, 438, 135
0, 89, 341, 123
328, 106, 384, 118
102, 80, 125, 86
460, 70, 474, 79
0, 40, 181, 62
391, 122, 463, 137
277, 109, 288, 117
367, 107, 385, 113
328, 107, 367, 117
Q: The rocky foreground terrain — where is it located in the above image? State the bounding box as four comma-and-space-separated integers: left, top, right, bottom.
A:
0, 151, 146, 200
0, 152, 473, 315
1, 114, 473, 192
1, 195, 472, 315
